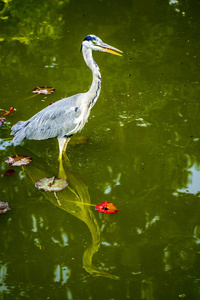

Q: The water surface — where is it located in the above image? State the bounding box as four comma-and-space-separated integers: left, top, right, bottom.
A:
0, 0, 200, 299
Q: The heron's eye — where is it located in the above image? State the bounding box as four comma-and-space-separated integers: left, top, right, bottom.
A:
93, 41, 99, 46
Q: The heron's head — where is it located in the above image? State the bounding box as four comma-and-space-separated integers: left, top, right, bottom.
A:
82, 35, 122, 56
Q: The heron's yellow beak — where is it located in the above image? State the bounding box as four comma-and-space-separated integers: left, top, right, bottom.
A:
104, 47, 123, 56
98, 42, 123, 56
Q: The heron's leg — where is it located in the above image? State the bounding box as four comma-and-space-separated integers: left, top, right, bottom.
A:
58, 137, 71, 179
62, 137, 71, 154
58, 137, 71, 162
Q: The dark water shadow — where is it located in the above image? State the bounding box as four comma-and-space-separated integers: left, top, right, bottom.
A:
15, 146, 119, 280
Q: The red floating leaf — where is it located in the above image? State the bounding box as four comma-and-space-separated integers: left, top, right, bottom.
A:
2, 107, 14, 116
95, 201, 118, 214
5, 155, 32, 166
35, 176, 68, 192
0, 201, 9, 215
32, 86, 55, 95
3, 169, 15, 176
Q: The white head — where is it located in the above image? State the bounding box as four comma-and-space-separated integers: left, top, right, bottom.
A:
81, 34, 122, 56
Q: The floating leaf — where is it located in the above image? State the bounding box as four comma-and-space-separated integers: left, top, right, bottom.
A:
95, 201, 118, 214
0, 201, 9, 215
5, 155, 32, 166
32, 86, 55, 95
35, 176, 68, 192
3, 169, 15, 176
2, 107, 14, 116
49, 102, 55, 106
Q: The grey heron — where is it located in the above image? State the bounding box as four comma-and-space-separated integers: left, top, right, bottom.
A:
11, 35, 122, 162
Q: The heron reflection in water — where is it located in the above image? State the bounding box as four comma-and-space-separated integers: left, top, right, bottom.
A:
11, 35, 122, 162
20, 146, 119, 279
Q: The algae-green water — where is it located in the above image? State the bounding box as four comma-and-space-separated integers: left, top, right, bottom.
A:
1, 0, 200, 299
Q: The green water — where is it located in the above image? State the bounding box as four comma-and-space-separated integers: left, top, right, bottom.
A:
1, 0, 200, 299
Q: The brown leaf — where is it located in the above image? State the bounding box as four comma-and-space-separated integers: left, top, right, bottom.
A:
32, 86, 55, 95
5, 155, 32, 166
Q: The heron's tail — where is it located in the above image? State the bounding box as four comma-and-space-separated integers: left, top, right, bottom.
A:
11, 121, 29, 143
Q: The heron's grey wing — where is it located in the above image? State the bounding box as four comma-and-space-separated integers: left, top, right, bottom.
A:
11, 95, 83, 142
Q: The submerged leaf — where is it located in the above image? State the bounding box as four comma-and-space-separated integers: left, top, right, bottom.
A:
69, 135, 89, 146
0, 201, 9, 215
95, 201, 118, 214
3, 169, 15, 176
5, 155, 32, 166
32, 86, 55, 95
35, 176, 68, 192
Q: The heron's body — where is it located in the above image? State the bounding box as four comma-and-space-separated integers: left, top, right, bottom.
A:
11, 35, 122, 161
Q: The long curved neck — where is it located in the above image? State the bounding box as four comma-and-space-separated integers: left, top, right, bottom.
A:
82, 46, 101, 110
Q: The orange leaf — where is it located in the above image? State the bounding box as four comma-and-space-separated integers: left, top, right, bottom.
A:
2, 107, 14, 116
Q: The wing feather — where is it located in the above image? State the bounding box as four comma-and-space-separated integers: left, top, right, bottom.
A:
11, 94, 83, 143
